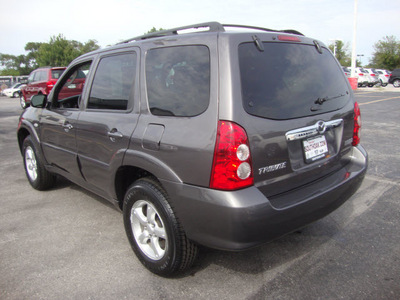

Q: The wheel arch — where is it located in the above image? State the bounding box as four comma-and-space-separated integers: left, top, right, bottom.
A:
17, 122, 40, 155
114, 151, 182, 210
114, 165, 159, 210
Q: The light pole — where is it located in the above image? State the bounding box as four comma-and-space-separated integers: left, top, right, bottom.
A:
329, 39, 342, 58
357, 54, 364, 67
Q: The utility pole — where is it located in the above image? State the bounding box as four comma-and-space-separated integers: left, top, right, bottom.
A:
350, 0, 358, 77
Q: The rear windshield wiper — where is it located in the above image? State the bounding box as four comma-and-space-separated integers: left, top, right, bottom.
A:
314, 92, 347, 105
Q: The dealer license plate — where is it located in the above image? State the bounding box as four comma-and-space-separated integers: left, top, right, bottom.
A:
303, 135, 328, 163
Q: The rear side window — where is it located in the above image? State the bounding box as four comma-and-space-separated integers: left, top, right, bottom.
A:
37, 70, 48, 81
88, 53, 137, 110
239, 42, 350, 120
146, 45, 210, 117
51, 69, 64, 79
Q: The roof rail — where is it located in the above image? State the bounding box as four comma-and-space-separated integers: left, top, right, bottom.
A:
222, 24, 304, 36
116, 22, 303, 45
117, 22, 225, 44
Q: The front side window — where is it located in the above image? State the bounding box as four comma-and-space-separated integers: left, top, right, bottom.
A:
146, 45, 210, 117
88, 53, 137, 110
239, 42, 350, 120
27, 72, 35, 83
52, 61, 92, 109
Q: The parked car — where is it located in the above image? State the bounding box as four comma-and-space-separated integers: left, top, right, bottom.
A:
363, 68, 380, 87
2, 82, 26, 98
17, 22, 368, 276
20, 66, 66, 108
372, 69, 390, 87
347, 67, 368, 87
342, 66, 351, 77
388, 68, 400, 87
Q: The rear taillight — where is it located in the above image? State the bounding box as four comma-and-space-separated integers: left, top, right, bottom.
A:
210, 121, 254, 190
385, 74, 389, 77
46, 80, 56, 94
371, 74, 376, 77
352, 102, 361, 146
359, 73, 364, 76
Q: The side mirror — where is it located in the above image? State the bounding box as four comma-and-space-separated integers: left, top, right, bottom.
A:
30, 94, 47, 108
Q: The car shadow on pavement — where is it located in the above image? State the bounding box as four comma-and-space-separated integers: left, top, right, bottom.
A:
186, 193, 363, 278
191, 221, 340, 275
51, 175, 120, 212
41, 174, 365, 279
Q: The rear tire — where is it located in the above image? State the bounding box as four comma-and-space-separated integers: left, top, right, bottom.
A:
123, 178, 198, 276
20, 95, 28, 109
22, 136, 56, 190
393, 79, 400, 88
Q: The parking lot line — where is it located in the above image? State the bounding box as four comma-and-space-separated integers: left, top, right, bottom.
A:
359, 95, 400, 106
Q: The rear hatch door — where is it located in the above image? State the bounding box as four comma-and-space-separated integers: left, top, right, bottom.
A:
237, 37, 355, 199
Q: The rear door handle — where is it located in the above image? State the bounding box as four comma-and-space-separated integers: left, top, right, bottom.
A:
107, 129, 123, 141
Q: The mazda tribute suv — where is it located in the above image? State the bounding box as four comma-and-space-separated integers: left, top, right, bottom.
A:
17, 22, 368, 276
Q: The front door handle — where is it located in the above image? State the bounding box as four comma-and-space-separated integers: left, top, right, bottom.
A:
62, 122, 73, 131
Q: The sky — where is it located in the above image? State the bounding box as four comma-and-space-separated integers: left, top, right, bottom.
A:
1, 0, 399, 67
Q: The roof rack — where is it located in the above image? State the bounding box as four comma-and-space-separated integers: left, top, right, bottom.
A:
222, 24, 304, 36
116, 22, 303, 45
117, 22, 225, 44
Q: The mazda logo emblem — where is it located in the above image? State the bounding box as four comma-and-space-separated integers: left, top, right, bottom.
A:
317, 121, 326, 134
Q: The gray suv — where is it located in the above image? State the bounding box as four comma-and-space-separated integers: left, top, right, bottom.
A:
17, 22, 368, 276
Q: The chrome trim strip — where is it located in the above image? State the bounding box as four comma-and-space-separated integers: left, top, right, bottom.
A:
285, 119, 343, 141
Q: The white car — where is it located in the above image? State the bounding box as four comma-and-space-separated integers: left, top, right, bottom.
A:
372, 69, 390, 87
2, 83, 26, 98
347, 67, 369, 87
363, 69, 380, 87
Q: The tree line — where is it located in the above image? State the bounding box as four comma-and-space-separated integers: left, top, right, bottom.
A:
329, 35, 400, 70
1, 32, 399, 76
0, 34, 100, 76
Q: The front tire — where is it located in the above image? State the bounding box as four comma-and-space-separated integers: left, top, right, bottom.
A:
23, 136, 56, 190
123, 178, 198, 276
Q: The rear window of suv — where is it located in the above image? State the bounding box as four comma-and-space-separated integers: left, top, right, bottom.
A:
238, 42, 350, 120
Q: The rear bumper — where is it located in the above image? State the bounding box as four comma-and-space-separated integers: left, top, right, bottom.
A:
161, 145, 368, 251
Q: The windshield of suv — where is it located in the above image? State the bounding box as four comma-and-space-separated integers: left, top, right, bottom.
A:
238, 42, 350, 120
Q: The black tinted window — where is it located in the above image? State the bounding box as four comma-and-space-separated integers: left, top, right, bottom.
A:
146, 45, 210, 117
51, 69, 64, 79
239, 42, 350, 120
88, 53, 136, 110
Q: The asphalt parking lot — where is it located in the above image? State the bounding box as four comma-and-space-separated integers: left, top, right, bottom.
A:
1, 87, 399, 300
